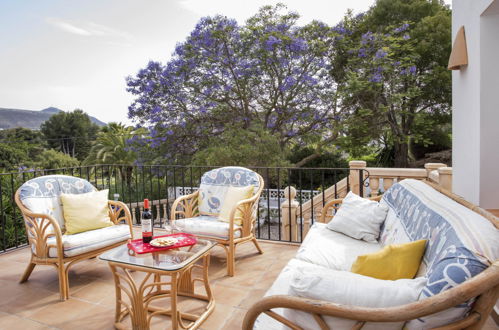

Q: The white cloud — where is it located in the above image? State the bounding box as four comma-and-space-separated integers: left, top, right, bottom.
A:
45, 17, 132, 40
46, 17, 92, 36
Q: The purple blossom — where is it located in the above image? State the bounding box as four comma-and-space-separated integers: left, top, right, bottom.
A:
265, 35, 281, 50
409, 65, 417, 74
369, 73, 383, 83
394, 23, 410, 33
361, 32, 374, 45
289, 38, 308, 52
151, 105, 162, 114
403, 34, 410, 40
332, 24, 349, 35
375, 49, 388, 59
358, 48, 367, 58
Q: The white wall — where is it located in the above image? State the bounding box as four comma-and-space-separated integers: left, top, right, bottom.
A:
452, 0, 499, 209
479, 2, 499, 208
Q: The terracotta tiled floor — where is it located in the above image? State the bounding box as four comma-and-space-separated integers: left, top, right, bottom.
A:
0, 228, 297, 330
0, 230, 497, 330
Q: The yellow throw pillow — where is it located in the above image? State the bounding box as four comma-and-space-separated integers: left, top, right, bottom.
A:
351, 240, 427, 280
61, 189, 113, 235
218, 185, 254, 225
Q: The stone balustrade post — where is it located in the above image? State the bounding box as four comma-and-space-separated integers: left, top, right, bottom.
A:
281, 186, 299, 242
383, 178, 394, 191
349, 160, 367, 196
438, 167, 453, 191
424, 163, 447, 177
370, 177, 380, 197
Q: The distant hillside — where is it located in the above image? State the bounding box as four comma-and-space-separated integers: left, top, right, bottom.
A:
0, 107, 106, 129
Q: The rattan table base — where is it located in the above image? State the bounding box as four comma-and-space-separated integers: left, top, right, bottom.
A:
108, 253, 214, 330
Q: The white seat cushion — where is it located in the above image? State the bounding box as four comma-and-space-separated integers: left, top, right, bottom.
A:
287, 265, 426, 330
295, 223, 382, 270
173, 215, 242, 239
41, 224, 131, 258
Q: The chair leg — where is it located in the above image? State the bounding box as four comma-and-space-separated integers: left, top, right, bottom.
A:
19, 262, 36, 283
251, 237, 264, 254
57, 263, 69, 301
227, 243, 236, 277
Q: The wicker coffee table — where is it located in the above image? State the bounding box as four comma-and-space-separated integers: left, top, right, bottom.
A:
100, 238, 215, 330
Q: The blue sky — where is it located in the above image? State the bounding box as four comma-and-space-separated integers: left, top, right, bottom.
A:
0, 0, 450, 124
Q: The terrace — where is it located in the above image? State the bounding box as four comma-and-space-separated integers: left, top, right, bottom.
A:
0, 162, 497, 329
1, 0, 499, 329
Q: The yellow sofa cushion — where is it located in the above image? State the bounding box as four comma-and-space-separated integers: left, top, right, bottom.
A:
351, 240, 427, 280
218, 185, 254, 225
61, 189, 113, 235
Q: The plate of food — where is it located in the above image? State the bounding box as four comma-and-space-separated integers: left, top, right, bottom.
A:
149, 237, 178, 247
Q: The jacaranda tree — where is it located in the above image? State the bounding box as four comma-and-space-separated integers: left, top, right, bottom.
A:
126, 4, 342, 166
127, 2, 451, 168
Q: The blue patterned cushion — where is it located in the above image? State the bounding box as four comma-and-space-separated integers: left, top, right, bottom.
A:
19, 175, 97, 229
381, 179, 499, 328
198, 167, 260, 215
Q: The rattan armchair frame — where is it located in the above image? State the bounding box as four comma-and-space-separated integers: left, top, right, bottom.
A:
170, 174, 265, 277
15, 190, 134, 301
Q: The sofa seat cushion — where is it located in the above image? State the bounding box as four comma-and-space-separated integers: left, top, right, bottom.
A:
295, 223, 381, 270
41, 224, 131, 258
173, 215, 242, 239
288, 265, 426, 330
255, 258, 426, 330
381, 179, 499, 329
254, 258, 314, 330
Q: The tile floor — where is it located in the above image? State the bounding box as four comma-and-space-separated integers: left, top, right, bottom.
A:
0, 230, 297, 330
0, 230, 497, 330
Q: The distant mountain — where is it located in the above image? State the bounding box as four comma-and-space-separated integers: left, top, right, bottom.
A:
0, 107, 106, 130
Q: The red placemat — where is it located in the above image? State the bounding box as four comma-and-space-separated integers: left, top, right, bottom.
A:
127, 233, 197, 254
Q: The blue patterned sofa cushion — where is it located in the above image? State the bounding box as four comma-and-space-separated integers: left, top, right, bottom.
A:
198, 167, 260, 215
19, 175, 97, 230
381, 179, 499, 328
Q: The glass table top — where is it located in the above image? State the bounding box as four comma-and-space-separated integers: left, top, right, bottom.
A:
99, 238, 215, 271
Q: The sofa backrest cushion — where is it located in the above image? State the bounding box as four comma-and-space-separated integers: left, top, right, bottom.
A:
198, 167, 260, 215
381, 179, 499, 328
19, 175, 97, 229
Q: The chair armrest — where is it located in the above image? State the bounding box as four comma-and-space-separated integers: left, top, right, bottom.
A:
108, 200, 134, 239
15, 189, 64, 259
20, 211, 64, 259
170, 190, 200, 220
227, 188, 263, 237
320, 195, 382, 223
242, 261, 499, 329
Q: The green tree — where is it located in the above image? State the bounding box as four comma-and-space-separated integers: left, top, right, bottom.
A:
0, 128, 44, 171
337, 0, 451, 167
84, 123, 140, 165
40, 109, 100, 161
34, 149, 80, 169
191, 126, 290, 167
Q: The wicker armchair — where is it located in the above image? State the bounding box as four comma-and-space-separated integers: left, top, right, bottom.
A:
170, 166, 264, 276
15, 175, 134, 300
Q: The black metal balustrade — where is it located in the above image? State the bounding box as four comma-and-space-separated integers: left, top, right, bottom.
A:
0, 164, 365, 253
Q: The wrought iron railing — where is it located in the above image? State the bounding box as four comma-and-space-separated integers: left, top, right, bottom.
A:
0, 164, 362, 252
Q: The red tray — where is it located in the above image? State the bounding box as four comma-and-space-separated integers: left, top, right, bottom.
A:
127, 233, 197, 254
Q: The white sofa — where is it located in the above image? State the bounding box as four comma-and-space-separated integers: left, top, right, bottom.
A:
248, 179, 499, 330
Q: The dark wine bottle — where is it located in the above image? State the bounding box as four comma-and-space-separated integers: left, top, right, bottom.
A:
141, 199, 153, 243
